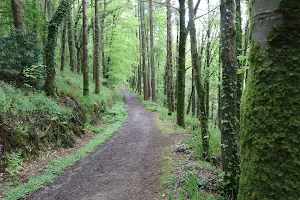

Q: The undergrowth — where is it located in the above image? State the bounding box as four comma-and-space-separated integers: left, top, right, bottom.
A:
134, 91, 222, 200
2, 96, 127, 200
0, 71, 128, 199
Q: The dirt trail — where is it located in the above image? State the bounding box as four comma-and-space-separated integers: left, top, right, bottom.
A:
27, 88, 166, 200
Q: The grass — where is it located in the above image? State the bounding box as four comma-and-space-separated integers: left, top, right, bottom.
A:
2, 94, 128, 200
132, 91, 222, 200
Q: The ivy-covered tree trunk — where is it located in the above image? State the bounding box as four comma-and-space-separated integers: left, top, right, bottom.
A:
166, 0, 174, 115
149, 0, 156, 102
60, 20, 67, 72
82, 0, 89, 96
176, 0, 186, 127
220, 0, 239, 199
67, 6, 77, 72
94, 0, 100, 94
235, 0, 243, 124
188, 0, 209, 159
43, 0, 71, 96
239, 1, 300, 199
10, 0, 24, 32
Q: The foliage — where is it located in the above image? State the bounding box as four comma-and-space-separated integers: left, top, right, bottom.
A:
0, 32, 42, 73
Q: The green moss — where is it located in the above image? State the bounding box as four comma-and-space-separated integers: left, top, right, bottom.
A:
239, 1, 300, 199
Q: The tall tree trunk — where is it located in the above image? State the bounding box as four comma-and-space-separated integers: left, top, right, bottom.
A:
43, 0, 71, 96
166, 0, 174, 115
60, 20, 67, 72
140, 1, 148, 100
10, 0, 24, 32
176, 0, 186, 127
100, 0, 107, 84
137, 1, 142, 95
239, 1, 300, 199
94, 0, 100, 94
188, 0, 209, 159
68, 6, 77, 72
149, 0, 156, 101
82, 0, 89, 96
204, 0, 211, 122
191, 68, 196, 116
220, 0, 239, 198
146, 28, 151, 99
236, 0, 243, 127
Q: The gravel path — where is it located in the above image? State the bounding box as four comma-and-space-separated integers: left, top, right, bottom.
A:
28, 88, 164, 200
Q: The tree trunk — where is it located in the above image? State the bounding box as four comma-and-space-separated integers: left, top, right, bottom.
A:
191, 68, 196, 116
166, 0, 174, 115
68, 6, 77, 72
149, 0, 156, 101
100, 0, 107, 84
188, 0, 209, 159
236, 0, 243, 127
239, 1, 300, 199
10, 0, 24, 32
82, 0, 89, 96
220, 0, 239, 198
204, 0, 211, 123
94, 0, 100, 94
43, 0, 71, 96
176, 0, 186, 127
140, 1, 148, 100
60, 20, 67, 72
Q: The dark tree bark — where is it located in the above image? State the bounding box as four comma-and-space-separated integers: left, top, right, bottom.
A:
60, 20, 67, 72
68, 6, 77, 72
140, 0, 148, 100
239, 1, 300, 199
10, 0, 24, 32
188, 0, 209, 159
191, 68, 196, 116
220, 0, 239, 198
94, 0, 100, 94
43, 0, 71, 96
176, 0, 187, 127
166, 0, 174, 115
149, 0, 156, 101
82, 0, 89, 96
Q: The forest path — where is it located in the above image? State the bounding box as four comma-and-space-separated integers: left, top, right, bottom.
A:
27, 88, 168, 200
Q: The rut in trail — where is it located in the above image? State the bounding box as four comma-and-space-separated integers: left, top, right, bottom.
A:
28, 89, 164, 200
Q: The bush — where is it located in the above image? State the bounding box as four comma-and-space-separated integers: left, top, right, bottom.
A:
0, 32, 42, 73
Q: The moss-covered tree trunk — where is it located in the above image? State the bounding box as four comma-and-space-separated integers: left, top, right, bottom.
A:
176, 0, 186, 127
68, 6, 77, 72
220, 0, 239, 199
239, 1, 300, 199
188, 0, 209, 159
94, 0, 100, 94
82, 0, 89, 96
43, 0, 71, 96
236, 0, 243, 125
166, 0, 174, 115
60, 20, 67, 72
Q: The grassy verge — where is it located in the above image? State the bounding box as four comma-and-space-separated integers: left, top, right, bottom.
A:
2, 92, 128, 200
132, 91, 222, 200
